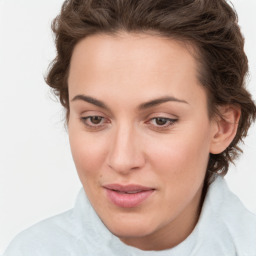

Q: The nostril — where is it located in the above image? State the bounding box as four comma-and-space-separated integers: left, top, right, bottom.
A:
107, 155, 145, 174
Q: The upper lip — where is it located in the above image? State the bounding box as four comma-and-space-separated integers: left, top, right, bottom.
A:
103, 184, 155, 192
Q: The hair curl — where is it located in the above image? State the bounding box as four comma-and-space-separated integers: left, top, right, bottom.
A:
46, 0, 256, 184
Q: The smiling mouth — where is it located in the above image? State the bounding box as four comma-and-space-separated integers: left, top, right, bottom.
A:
103, 184, 155, 208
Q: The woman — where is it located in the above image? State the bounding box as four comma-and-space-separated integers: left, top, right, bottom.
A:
4, 0, 256, 255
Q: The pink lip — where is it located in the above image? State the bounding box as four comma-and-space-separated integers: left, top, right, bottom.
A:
103, 184, 155, 208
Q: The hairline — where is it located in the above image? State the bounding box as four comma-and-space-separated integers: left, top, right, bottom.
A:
65, 30, 214, 122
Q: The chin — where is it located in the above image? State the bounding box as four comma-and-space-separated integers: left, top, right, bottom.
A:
110, 224, 154, 239
102, 213, 158, 238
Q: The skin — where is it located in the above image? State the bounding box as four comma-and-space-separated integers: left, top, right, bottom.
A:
67, 32, 240, 250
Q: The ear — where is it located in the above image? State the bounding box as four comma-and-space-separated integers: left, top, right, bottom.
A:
210, 105, 241, 154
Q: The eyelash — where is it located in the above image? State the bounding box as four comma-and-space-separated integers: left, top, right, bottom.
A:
147, 117, 178, 129
80, 116, 108, 130
80, 116, 178, 131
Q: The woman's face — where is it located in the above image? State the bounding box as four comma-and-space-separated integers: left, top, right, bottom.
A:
68, 32, 218, 250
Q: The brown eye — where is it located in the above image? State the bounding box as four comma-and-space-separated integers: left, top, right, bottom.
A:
148, 117, 178, 130
90, 116, 103, 124
155, 117, 169, 126
81, 116, 106, 128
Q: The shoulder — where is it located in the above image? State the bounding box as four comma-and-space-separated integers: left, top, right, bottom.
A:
3, 188, 99, 256
3, 210, 86, 256
202, 176, 256, 255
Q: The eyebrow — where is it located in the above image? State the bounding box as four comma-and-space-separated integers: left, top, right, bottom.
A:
138, 96, 189, 110
71, 95, 110, 110
71, 94, 188, 110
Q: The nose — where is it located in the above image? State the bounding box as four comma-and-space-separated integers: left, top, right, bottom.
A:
107, 124, 145, 175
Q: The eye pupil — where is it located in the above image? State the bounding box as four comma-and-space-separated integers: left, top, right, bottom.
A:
155, 118, 167, 126
90, 116, 102, 124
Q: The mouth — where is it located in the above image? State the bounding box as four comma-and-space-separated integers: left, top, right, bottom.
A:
103, 184, 155, 208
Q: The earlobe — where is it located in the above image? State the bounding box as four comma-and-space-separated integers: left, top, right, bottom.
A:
210, 105, 241, 154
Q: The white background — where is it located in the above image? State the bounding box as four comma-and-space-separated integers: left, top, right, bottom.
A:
0, 0, 255, 253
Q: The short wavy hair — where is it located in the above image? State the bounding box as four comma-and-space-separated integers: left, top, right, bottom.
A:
46, 0, 256, 183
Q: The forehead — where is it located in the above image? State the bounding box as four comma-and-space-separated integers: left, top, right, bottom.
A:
68, 32, 207, 110
69, 32, 198, 77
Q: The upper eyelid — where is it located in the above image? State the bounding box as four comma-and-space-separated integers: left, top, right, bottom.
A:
145, 113, 178, 121
80, 114, 178, 121
80, 108, 116, 119
80, 111, 109, 121
150, 117, 177, 121
147, 117, 178, 125
80, 111, 178, 120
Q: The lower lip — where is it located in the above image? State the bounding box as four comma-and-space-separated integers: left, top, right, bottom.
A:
105, 189, 154, 208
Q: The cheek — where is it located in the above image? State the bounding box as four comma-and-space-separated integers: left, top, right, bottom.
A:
68, 127, 108, 181
148, 125, 211, 185
146, 129, 211, 215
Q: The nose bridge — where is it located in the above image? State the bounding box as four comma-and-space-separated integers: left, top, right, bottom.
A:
107, 121, 144, 173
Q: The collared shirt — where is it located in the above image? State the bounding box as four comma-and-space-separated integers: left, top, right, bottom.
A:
3, 177, 256, 256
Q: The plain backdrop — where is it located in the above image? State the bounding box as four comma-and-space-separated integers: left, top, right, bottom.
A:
0, 0, 255, 253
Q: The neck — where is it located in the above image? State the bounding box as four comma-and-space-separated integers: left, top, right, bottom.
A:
120, 184, 204, 251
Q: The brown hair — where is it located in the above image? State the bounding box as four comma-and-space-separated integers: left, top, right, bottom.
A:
46, 0, 256, 183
